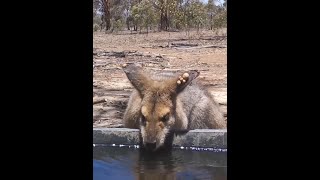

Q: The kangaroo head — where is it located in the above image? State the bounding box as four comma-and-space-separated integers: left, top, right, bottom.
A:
122, 63, 200, 151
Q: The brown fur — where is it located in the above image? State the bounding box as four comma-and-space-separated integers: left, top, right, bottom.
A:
122, 63, 226, 150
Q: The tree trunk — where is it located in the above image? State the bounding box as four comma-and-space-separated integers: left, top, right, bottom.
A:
126, 19, 130, 30
160, 12, 168, 31
176, 23, 179, 29
100, 15, 105, 31
160, 12, 164, 31
102, 0, 111, 31
210, 14, 213, 30
165, 6, 169, 31
165, 13, 168, 31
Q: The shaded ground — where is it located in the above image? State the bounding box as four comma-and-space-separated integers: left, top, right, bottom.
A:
93, 29, 227, 128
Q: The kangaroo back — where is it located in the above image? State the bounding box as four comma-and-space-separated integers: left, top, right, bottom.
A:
176, 79, 226, 129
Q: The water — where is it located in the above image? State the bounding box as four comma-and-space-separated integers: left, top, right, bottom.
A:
93, 146, 227, 180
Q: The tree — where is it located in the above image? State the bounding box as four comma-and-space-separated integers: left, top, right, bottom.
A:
131, 0, 157, 33
92, 0, 227, 33
101, 0, 111, 31
127, 0, 141, 31
211, 2, 227, 30
207, 0, 216, 30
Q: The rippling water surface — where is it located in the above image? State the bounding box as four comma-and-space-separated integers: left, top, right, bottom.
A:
93, 146, 227, 180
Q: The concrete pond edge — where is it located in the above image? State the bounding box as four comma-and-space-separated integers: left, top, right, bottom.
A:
93, 128, 227, 149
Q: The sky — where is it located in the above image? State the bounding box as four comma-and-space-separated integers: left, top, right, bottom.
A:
201, 0, 225, 6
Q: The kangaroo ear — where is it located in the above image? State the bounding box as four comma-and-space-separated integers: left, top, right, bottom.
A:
173, 70, 200, 94
122, 63, 151, 96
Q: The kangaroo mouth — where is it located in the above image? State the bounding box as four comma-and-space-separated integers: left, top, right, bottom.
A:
142, 141, 166, 152
144, 142, 157, 151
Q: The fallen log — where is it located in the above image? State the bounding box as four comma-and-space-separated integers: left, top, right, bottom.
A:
93, 98, 106, 104
173, 45, 226, 50
171, 43, 198, 47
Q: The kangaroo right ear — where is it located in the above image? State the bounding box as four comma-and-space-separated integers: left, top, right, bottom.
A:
122, 63, 150, 95
174, 70, 200, 94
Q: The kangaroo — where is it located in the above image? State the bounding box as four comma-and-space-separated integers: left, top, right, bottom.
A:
122, 63, 226, 151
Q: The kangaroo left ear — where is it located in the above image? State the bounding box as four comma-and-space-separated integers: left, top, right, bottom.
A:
174, 70, 200, 93
122, 63, 152, 97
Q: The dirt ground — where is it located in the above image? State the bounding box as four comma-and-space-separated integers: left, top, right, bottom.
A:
93, 29, 227, 128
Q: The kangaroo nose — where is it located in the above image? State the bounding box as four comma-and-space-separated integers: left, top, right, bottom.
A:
145, 142, 156, 151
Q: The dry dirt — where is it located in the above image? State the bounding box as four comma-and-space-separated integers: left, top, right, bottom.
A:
93, 29, 227, 128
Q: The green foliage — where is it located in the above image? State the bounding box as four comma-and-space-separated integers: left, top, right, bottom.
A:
112, 18, 124, 32
179, 1, 207, 30
93, 0, 227, 32
131, 0, 158, 32
212, 7, 227, 29
93, 16, 102, 25
93, 23, 100, 32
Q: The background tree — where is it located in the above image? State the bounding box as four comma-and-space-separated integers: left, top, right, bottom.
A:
131, 0, 158, 33
93, 0, 227, 33
207, 0, 216, 30
101, 0, 111, 31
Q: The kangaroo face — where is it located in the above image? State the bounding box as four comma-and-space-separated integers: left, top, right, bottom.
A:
139, 88, 175, 151
122, 63, 199, 151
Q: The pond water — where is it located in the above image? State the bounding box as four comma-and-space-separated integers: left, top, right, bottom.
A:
93, 146, 227, 180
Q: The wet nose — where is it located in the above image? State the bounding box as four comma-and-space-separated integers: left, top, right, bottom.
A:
145, 142, 156, 150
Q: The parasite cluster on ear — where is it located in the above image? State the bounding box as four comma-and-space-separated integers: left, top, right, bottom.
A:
182, 73, 189, 78
177, 72, 189, 85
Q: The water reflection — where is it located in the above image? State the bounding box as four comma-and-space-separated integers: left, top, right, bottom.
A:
93, 146, 227, 180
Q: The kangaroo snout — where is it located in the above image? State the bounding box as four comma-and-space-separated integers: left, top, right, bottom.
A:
145, 142, 157, 151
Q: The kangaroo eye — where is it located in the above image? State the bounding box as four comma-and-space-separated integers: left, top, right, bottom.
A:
161, 114, 170, 122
